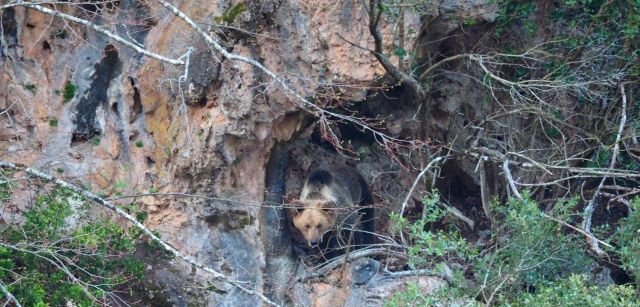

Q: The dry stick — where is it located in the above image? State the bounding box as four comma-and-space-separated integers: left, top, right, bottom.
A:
469, 147, 640, 179
541, 213, 613, 249
384, 268, 451, 283
440, 202, 475, 229
581, 84, 627, 257
0, 281, 22, 307
479, 159, 494, 226
418, 53, 471, 82
299, 247, 407, 282
397, 155, 449, 245
600, 191, 634, 215
502, 159, 522, 200
399, 156, 449, 217
0, 161, 280, 307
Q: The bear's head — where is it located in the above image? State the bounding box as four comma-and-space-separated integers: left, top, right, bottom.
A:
291, 200, 337, 246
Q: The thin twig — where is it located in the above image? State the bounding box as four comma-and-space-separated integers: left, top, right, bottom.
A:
383, 267, 452, 283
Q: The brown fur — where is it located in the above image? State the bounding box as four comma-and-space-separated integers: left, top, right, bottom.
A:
291, 200, 336, 246
290, 166, 375, 256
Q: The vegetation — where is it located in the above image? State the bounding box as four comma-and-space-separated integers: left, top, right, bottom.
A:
511, 274, 640, 307
388, 194, 640, 306
218, 3, 247, 24
62, 81, 77, 103
391, 191, 476, 269
614, 199, 640, 283
23, 84, 37, 94
383, 0, 640, 301
0, 186, 145, 306
89, 136, 100, 146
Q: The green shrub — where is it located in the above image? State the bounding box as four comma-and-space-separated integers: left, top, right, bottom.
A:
219, 3, 247, 24
90, 136, 101, 146
384, 282, 438, 307
0, 170, 14, 201
614, 198, 640, 283
24, 84, 37, 94
390, 191, 476, 269
387, 193, 599, 305
510, 274, 640, 307
0, 187, 144, 305
477, 195, 592, 297
62, 81, 77, 102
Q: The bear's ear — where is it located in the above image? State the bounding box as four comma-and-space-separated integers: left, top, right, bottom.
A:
320, 200, 337, 215
290, 200, 306, 215
320, 200, 337, 209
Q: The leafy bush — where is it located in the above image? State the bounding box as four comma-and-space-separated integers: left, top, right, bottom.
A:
391, 191, 476, 269
477, 195, 593, 298
24, 83, 37, 94
62, 81, 77, 102
510, 274, 640, 307
614, 198, 640, 283
386, 193, 601, 305
384, 282, 471, 307
0, 187, 144, 306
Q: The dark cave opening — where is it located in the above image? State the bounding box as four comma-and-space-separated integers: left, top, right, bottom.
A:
71, 44, 121, 145
434, 160, 489, 233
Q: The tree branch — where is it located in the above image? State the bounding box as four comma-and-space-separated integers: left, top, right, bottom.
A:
400, 155, 449, 218
0, 280, 21, 307
581, 83, 628, 257
368, 0, 425, 98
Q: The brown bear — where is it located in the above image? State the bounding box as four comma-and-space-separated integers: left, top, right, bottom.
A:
290, 166, 375, 259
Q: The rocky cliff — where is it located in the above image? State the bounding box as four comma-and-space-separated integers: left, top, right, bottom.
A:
1, 0, 500, 305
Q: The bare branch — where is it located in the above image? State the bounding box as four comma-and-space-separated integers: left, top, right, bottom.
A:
581, 83, 628, 257
479, 159, 494, 225
368, 0, 425, 98
542, 213, 613, 249
502, 159, 522, 200
400, 155, 449, 217
299, 247, 407, 282
418, 53, 471, 82
0, 281, 21, 307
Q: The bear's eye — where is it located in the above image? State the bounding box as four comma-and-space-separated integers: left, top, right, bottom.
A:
305, 224, 311, 229
316, 224, 322, 229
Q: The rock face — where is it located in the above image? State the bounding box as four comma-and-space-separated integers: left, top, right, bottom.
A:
0, 0, 496, 305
